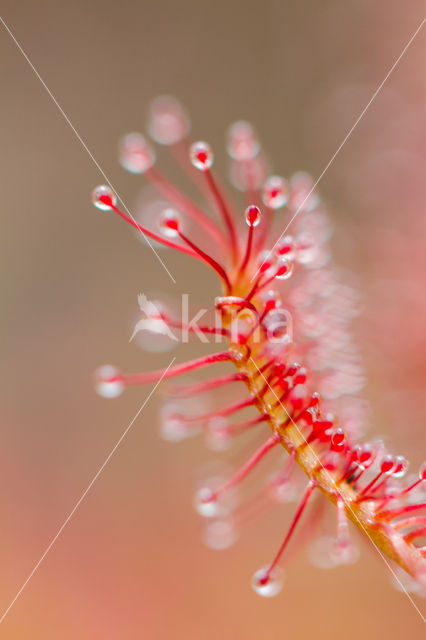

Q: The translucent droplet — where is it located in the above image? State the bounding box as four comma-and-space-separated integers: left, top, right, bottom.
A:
256, 250, 275, 277
158, 208, 181, 237
94, 365, 124, 398
308, 535, 338, 569
230, 154, 268, 191
245, 205, 261, 227
194, 487, 219, 518
148, 95, 189, 145
381, 455, 396, 475
263, 176, 289, 209
159, 413, 194, 443
275, 258, 294, 280
330, 428, 346, 452
119, 133, 155, 174
295, 232, 318, 265
92, 185, 117, 211
260, 289, 282, 309
290, 171, 320, 211
392, 455, 409, 479
333, 541, 360, 566
251, 565, 284, 597
268, 472, 299, 503
227, 121, 260, 161
354, 444, 375, 470
190, 141, 213, 170
205, 417, 232, 451
203, 519, 238, 550
276, 235, 295, 260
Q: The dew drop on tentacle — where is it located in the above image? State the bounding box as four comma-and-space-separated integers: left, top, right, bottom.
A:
158, 208, 182, 238
260, 289, 282, 309
267, 471, 300, 504
203, 518, 238, 551
160, 414, 190, 442
119, 132, 156, 174
245, 204, 261, 227
276, 235, 295, 260
94, 365, 124, 398
227, 121, 260, 161
290, 171, 320, 212
205, 417, 232, 451
159, 405, 200, 443
295, 232, 319, 266
308, 535, 339, 569
419, 462, 426, 481
194, 462, 239, 518
133, 190, 179, 250
392, 455, 409, 479
251, 565, 284, 597
147, 95, 190, 145
381, 454, 397, 475
190, 141, 214, 171
262, 176, 289, 209
92, 185, 117, 211
308, 535, 359, 569
230, 155, 268, 192
274, 257, 294, 280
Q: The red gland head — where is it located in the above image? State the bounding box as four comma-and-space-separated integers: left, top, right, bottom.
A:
263, 176, 289, 209
92, 185, 117, 211
275, 258, 294, 280
330, 428, 346, 452
158, 208, 181, 238
245, 205, 261, 227
257, 252, 274, 274
190, 141, 213, 171
392, 455, 409, 478
380, 455, 396, 475
276, 235, 295, 259
356, 445, 375, 470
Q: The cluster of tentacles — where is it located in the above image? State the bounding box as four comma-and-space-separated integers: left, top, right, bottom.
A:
92, 96, 426, 597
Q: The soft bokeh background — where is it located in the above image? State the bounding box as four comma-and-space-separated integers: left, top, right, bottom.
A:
1, 1, 425, 638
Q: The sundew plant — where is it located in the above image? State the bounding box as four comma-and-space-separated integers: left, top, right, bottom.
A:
92, 96, 426, 598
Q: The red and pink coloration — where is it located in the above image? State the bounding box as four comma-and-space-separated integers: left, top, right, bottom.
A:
92, 96, 426, 597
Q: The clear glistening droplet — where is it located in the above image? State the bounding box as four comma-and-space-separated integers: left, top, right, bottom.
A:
194, 487, 220, 518
263, 176, 289, 209
203, 519, 238, 550
92, 185, 117, 211
190, 141, 213, 170
251, 565, 284, 597
158, 208, 181, 237
245, 205, 261, 227
227, 121, 260, 161
148, 95, 190, 145
94, 365, 124, 398
119, 132, 155, 174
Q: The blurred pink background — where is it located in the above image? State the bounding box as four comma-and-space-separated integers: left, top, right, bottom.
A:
0, 1, 425, 638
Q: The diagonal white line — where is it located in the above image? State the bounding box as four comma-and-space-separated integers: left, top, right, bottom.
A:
252, 17, 426, 282
0, 357, 176, 624
0, 15, 176, 284
250, 357, 426, 623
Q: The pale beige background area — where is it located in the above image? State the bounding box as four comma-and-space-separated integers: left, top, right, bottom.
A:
0, 1, 425, 638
